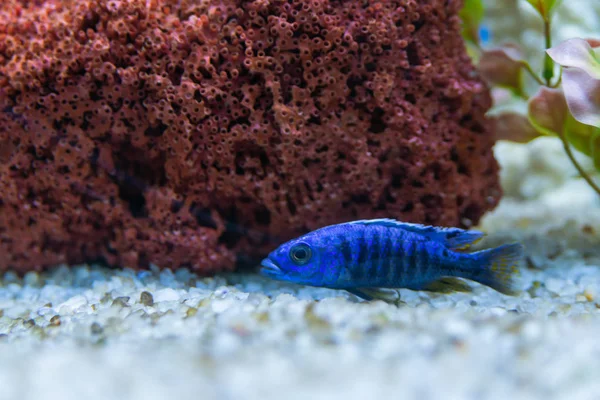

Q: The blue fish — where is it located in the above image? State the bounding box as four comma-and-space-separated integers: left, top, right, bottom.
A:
260, 219, 524, 302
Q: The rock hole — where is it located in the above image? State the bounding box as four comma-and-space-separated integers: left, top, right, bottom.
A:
118, 183, 147, 218
144, 122, 168, 137
254, 205, 271, 226
413, 19, 425, 32
351, 193, 370, 204
402, 202, 414, 212
170, 199, 184, 213
406, 42, 420, 66
81, 11, 99, 32
369, 107, 387, 133
190, 205, 218, 229
170, 65, 184, 86
391, 174, 403, 188
217, 207, 245, 248
286, 194, 297, 215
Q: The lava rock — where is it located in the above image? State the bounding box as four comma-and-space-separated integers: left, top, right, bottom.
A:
0, 0, 500, 273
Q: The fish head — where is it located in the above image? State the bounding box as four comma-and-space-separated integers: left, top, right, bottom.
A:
260, 233, 325, 286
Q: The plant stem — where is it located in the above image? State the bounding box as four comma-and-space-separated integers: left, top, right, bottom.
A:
523, 63, 547, 86
542, 18, 554, 86
557, 130, 600, 196
550, 67, 562, 88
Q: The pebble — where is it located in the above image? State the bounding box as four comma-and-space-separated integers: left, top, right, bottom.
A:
153, 288, 180, 303
49, 315, 61, 326
140, 291, 154, 306
0, 260, 598, 400
111, 297, 130, 308
90, 322, 103, 335
57, 295, 88, 314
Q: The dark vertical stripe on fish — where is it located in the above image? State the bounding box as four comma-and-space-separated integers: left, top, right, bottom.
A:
339, 235, 352, 265
408, 238, 419, 284
357, 236, 369, 267
370, 229, 381, 280
392, 235, 408, 284
426, 242, 438, 280
390, 236, 399, 283
378, 232, 391, 284
388, 234, 399, 285
376, 230, 388, 283
348, 235, 363, 281
384, 235, 395, 284
418, 241, 429, 281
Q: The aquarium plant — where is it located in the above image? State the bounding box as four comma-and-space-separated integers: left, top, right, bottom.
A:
461, 0, 600, 196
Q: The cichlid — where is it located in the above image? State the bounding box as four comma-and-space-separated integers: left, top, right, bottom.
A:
259, 219, 524, 302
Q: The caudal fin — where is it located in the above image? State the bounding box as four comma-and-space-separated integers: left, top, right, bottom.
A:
468, 243, 524, 295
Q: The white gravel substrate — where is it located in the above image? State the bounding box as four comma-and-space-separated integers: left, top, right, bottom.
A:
2, 138, 600, 400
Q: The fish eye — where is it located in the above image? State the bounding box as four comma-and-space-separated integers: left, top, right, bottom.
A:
289, 243, 312, 265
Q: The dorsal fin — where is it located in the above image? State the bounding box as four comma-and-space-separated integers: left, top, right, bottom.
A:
349, 219, 485, 250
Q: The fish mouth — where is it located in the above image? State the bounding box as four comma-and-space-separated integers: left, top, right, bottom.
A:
259, 258, 282, 277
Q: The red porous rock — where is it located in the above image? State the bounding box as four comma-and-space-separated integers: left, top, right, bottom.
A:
0, 0, 500, 274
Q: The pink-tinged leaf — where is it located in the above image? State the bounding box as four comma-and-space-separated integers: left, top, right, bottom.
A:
477, 45, 526, 94
491, 112, 541, 143
547, 38, 600, 79
525, 0, 563, 21
527, 87, 568, 136
561, 67, 600, 128
490, 87, 512, 105
547, 38, 600, 128
586, 38, 600, 48
528, 87, 600, 171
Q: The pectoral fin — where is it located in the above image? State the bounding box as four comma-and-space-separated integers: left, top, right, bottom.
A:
422, 277, 474, 293
346, 288, 401, 303
346, 289, 374, 301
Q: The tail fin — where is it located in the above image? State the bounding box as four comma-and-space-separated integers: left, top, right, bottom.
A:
468, 243, 524, 295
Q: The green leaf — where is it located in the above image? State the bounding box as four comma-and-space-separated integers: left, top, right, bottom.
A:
477, 45, 527, 96
524, 0, 564, 21
564, 117, 600, 170
459, 0, 484, 45
528, 87, 600, 170
465, 41, 481, 63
